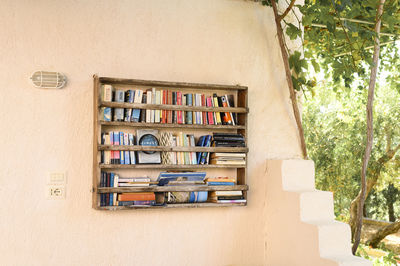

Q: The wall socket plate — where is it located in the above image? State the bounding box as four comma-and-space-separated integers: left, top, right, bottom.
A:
46, 185, 66, 199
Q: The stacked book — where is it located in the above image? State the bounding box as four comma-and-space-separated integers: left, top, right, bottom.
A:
158, 172, 208, 203
210, 152, 246, 166
206, 177, 236, 186
173, 132, 197, 165
212, 133, 245, 147
101, 85, 238, 125
117, 192, 156, 206
118, 177, 155, 187
100, 131, 136, 165
209, 191, 245, 204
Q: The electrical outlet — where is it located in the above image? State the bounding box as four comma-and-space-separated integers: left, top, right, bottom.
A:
47, 185, 66, 199
48, 172, 66, 184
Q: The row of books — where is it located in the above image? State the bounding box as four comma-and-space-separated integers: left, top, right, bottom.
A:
206, 177, 246, 204
100, 172, 245, 206
100, 131, 136, 165
101, 84, 238, 125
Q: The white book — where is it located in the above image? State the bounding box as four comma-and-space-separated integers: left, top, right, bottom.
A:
102, 84, 113, 101
129, 133, 136, 164
146, 91, 152, 123
151, 88, 156, 123
155, 90, 161, 123
113, 174, 119, 205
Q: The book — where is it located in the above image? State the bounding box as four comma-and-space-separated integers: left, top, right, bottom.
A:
212, 93, 222, 125
217, 199, 246, 203
124, 90, 135, 122
118, 200, 155, 206
101, 84, 113, 121
118, 192, 155, 201
226, 94, 236, 125
113, 131, 120, 164
185, 93, 193, 124
146, 89, 152, 123
209, 160, 245, 165
155, 90, 161, 123
124, 133, 130, 165
113, 90, 125, 121
200, 135, 212, 164
221, 95, 233, 125
214, 190, 243, 196
119, 132, 124, 165
206, 96, 214, 125
161, 90, 166, 124
206, 178, 236, 183
151, 88, 156, 123
131, 89, 143, 122
196, 136, 205, 165
113, 174, 119, 205
140, 92, 147, 122
211, 153, 246, 158
128, 133, 136, 164
207, 182, 235, 185
118, 177, 151, 182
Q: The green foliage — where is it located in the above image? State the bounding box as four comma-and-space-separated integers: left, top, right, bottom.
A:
303, 73, 400, 219
356, 243, 400, 265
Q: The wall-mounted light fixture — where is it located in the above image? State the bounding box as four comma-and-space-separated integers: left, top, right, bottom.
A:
30, 71, 67, 89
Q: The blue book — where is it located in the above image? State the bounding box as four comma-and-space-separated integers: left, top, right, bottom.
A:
113, 132, 120, 164
113, 90, 125, 121
131, 90, 143, 122
189, 191, 208, 203
109, 173, 114, 206
119, 132, 124, 164
157, 172, 206, 186
207, 182, 235, 186
100, 172, 105, 206
200, 135, 212, 164
196, 136, 205, 164
186, 94, 193, 124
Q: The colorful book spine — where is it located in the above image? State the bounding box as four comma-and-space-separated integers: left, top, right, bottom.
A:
113, 90, 125, 121
124, 133, 130, 165
119, 132, 124, 164
131, 89, 143, 122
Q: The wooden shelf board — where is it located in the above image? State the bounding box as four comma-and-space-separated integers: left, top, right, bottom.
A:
98, 77, 248, 91
97, 185, 248, 193
95, 202, 246, 210
100, 121, 245, 130
98, 145, 248, 153
99, 164, 246, 169
100, 101, 248, 113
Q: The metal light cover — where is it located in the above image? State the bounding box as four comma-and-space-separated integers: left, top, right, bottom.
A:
30, 71, 67, 89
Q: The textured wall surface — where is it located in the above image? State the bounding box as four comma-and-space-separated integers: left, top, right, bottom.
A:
0, 0, 302, 265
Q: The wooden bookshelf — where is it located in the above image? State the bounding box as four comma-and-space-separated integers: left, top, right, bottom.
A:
93, 75, 248, 210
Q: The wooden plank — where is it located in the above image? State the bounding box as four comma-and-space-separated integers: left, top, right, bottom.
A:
95, 202, 246, 210
100, 121, 245, 130
97, 185, 249, 193
99, 101, 248, 113
98, 77, 248, 91
92, 75, 100, 209
98, 145, 248, 153
99, 164, 246, 169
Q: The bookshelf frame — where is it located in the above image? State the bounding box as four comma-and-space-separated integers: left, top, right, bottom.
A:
93, 75, 248, 210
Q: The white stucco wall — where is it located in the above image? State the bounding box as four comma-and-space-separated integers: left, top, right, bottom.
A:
0, 0, 302, 265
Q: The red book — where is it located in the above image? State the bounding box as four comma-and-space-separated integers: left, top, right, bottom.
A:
206, 97, 214, 125
221, 96, 233, 125
201, 94, 207, 124
167, 90, 172, 123
177, 91, 182, 124
162, 90, 167, 124
118, 192, 155, 201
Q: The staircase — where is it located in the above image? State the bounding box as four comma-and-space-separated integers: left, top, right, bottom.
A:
265, 160, 371, 266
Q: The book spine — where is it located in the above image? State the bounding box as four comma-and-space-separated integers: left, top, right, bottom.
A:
113, 132, 120, 164
146, 90, 152, 123
206, 96, 214, 125
124, 133, 130, 165
177, 91, 182, 124
113, 90, 125, 121
155, 90, 161, 123
162, 90, 166, 124
129, 133, 136, 164
213, 94, 222, 125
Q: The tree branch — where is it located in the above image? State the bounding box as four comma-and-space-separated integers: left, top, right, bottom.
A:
279, 0, 296, 22
271, 0, 308, 159
352, 0, 386, 255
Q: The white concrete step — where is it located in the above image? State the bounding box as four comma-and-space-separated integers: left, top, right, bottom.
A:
324, 255, 372, 266
281, 160, 315, 191
300, 190, 335, 222
310, 220, 353, 257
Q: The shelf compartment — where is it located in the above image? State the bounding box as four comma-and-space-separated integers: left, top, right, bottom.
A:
98, 77, 248, 91
99, 164, 246, 169
95, 202, 246, 210
97, 185, 248, 193
100, 101, 248, 113
98, 145, 248, 153
100, 121, 245, 130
